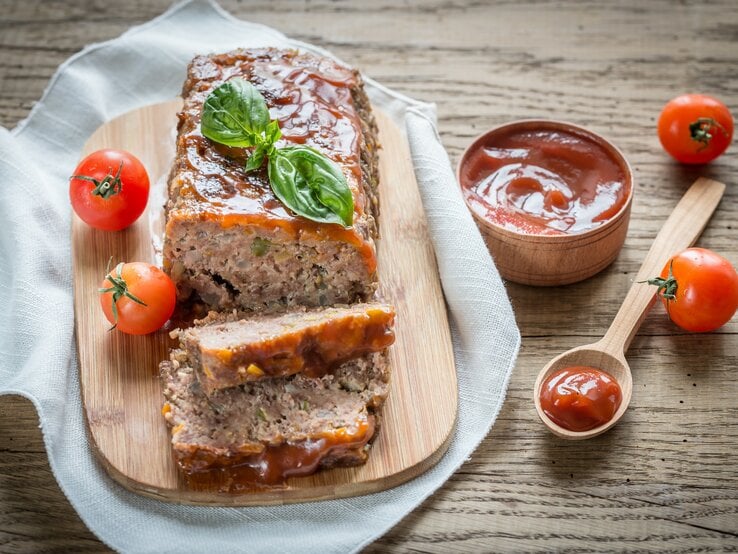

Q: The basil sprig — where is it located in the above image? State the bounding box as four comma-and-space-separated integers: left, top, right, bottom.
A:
269, 147, 354, 227
200, 78, 354, 227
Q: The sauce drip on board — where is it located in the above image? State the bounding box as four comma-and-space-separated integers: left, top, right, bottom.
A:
181, 416, 375, 491
539, 366, 623, 432
460, 126, 629, 235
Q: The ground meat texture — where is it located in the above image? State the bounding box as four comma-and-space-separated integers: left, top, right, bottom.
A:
163, 48, 381, 312
180, 303, 395, 395
160, 349, 390, 487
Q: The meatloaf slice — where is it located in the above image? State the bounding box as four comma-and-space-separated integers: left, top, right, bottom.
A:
160, 349, 390, 486
164, 48, 381, 312
179, 303, 395, 395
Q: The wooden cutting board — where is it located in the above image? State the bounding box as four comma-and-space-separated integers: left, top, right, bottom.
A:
72, 99, 457, 505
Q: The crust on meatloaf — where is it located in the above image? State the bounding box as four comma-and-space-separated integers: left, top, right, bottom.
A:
160, 348, 390, 487
163, 48, 381, 312
178, 303, 395, 395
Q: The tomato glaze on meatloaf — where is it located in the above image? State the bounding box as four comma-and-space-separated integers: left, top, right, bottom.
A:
163, 48, 381, 312
179, 303, 396, 396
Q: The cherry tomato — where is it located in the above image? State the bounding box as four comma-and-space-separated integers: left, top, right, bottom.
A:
100, 261, 176, 335
70, 149, 150, 231
647, 248, 738, 332
657, 94, 733, 164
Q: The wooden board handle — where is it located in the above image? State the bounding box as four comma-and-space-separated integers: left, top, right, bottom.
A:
600, 178, 726, 355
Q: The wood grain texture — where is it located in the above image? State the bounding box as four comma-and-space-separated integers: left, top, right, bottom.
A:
1, 0, 738, 551
72, 101, 456, 505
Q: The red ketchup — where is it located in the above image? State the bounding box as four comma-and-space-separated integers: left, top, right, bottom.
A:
539, 366, 622, 432
460, 126, 629, 235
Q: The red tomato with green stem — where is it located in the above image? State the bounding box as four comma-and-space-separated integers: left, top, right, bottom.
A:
657, 94, 733, 164
647, 248, 738, 332
70, 149, 150, 231
99, 261, 176, 335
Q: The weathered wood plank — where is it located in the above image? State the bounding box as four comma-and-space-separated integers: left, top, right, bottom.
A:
1, 0, 737, 551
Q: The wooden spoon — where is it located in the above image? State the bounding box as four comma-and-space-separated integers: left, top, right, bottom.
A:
534, 177, 726, 440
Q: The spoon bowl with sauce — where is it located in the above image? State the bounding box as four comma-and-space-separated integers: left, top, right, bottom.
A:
534, 178, 725, 439
535, 345, 631, 440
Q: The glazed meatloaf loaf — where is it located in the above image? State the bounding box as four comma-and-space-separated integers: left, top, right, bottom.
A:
180, 303, 395, 395
160, 348, 390, 485
163, 48, 381, 311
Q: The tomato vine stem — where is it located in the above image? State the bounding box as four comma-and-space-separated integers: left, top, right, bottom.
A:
98, 258, 147, 330
71, 161, 124, 199
689, 117, 728, 151
641, 260, 678, 318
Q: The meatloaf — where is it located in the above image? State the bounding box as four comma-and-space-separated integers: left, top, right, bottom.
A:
163, 48, 381, 311
180, 303, 395, 395
160, 348, 390, 486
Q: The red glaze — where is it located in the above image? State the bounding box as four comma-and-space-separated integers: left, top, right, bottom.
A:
168, 49, 377, 273
460, 125, 629, 235
181, 416, 375, 490
539, 366, 622, 432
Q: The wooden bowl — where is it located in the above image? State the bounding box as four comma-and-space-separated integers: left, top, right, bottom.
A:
457, 120, 633, 286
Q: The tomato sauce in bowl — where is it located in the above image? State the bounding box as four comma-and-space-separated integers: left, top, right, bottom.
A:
459, 125, 630, 236
457, 120, 633, 286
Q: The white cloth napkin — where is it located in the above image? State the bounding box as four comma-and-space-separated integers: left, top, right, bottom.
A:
0, 1, 520, 552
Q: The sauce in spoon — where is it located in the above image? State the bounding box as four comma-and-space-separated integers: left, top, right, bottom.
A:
539, 366, 622, 432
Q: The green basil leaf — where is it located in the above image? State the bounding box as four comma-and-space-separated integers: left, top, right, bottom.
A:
245, 143, 268, 172
201, 78, 270, 147
268, 146, 354, 227
200, 78, 351, 227
265, 120, 282, 145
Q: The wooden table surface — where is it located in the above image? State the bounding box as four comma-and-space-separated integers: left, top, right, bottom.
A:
1, 0, 737, 551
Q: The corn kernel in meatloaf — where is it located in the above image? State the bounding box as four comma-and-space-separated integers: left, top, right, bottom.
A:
164, 48, 380, 311
181, 303, 395, 395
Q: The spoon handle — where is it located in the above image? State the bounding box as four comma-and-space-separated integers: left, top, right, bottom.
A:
600, 177, 726, 355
